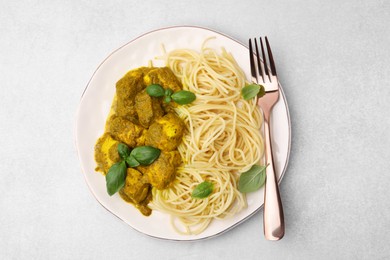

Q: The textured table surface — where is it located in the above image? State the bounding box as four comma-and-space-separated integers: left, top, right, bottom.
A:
1, 1, 389, 259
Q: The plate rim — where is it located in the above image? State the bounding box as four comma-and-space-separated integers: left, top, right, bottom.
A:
74, 25, 291, 241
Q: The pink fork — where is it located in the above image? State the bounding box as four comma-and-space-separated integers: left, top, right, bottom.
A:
249, 37, 285, 240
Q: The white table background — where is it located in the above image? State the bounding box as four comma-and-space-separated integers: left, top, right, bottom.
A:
1, 1, 389, 259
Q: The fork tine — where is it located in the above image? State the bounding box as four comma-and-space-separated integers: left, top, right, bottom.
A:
260, 37, 271, 82
265, 37, 277, 76
249, 39, 257, 83
254, 38, 265, 83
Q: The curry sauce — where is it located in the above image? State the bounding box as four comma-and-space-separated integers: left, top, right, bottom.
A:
94, 67, 185, 216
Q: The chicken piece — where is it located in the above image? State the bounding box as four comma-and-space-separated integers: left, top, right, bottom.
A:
134, 90, 164, 128
120, 168, 150, 204
135, 129, 147, 147
119, 168, 152, 216
107, 116, 144, 148
116, 67, 151, 121
145, 113, 184, 151
143, 67, 182, 93
144, 151, 182, 190
94, 133, 120, 174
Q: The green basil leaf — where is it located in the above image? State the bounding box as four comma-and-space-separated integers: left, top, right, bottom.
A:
165, 88, 173, 97
146, 84, 165, 97
130, 146, 160, 165
106, 161, 127, 196
192, 181, 214, 199
117, 143, 131, 160
238, 165, 267, 193
257, 84, 265, 98
241, 84, 264, 100
164, 95, 172, 103
171, 90, 196, 105
125, 155, 140, 167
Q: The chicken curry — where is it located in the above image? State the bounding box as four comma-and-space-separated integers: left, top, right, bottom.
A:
94, 67, 185, 216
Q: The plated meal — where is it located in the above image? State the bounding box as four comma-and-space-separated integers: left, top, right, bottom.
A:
75, 26, 290, 240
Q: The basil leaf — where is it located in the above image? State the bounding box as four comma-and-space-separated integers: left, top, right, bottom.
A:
192, 181, 214, 199
257, 84, 265, 98
125, 155, 140, 167
171, 90, 196, 105
164, 95, 172, 103
165, 88, 173, 97
117, 143, 131, 159
146, 84, 165, 97
238, 165, 267, 193
106, 161, 127, 196
241, 84, 265, 100
130, 146, 160, 165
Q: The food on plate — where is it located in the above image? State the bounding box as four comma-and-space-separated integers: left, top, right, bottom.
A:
94, 67, 186, 215
94, 133, 121, 174
119, 168, 152, 216
151, 41, 265, 234
137, 150, 181, 190
93, 40, 265, 235
144, 113, 185, 151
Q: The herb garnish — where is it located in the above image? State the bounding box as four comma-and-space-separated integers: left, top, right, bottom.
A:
130, 146, 161, 165
192, 181, 214, 199
145, 84, 165, 97
106, 161, 127, 196
146, 84, 196, 105
171, 91, 196, 105
238, 164, 268, 193
106, 143, 160, 196
241, 84, 265, 100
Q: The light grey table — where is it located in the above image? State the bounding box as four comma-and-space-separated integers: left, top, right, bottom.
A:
1, 1, 389, 259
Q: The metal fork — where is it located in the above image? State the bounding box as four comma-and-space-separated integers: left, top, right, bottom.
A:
249, 37, 285, 240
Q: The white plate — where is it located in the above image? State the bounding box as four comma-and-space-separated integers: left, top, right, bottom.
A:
74, 26, 291, 241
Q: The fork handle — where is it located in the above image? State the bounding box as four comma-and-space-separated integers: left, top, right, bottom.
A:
263, 119, 285, 240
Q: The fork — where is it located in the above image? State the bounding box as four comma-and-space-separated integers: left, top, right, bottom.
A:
249, 37, 285, 240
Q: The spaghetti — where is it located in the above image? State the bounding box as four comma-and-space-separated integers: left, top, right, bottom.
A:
151, 40, 264, 235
